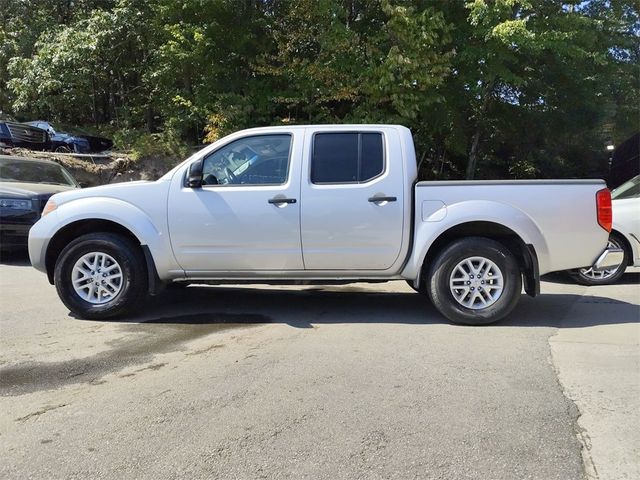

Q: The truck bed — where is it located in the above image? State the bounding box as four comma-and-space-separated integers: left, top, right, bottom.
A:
412, 179, 608, 275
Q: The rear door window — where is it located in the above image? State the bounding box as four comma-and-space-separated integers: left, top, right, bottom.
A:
311, 132, 384, 184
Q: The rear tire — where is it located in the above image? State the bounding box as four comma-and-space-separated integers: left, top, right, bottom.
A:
54, 232, 147, 319
427, 237, 522, 325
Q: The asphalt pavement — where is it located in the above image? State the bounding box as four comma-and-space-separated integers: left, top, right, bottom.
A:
1, 252, 638, 480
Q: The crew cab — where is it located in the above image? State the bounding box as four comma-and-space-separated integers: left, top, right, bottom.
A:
28, 125, 614, 325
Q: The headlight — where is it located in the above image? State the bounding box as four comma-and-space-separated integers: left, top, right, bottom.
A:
0, 198, 32, 209
41, 199, 57, 216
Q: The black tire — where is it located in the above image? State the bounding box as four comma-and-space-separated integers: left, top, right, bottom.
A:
54, 145, 72, 153
54, 232, 147, 319
571, 233, 629, 286
427, 237, 522, 326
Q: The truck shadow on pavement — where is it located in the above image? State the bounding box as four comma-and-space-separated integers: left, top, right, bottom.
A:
111, 284, 639, 330
2, 284, 636, 398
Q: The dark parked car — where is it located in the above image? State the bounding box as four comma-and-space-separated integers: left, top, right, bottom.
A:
27, 121, 113, 153
0, 156, 79, 250
0, 121, 51, 151
77, 130, 113, 152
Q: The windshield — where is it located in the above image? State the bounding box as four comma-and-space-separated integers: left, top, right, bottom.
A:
611, 175, 640, 200
0, 159, 77, 186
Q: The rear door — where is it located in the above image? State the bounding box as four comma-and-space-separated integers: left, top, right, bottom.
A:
300, 128, 405, 270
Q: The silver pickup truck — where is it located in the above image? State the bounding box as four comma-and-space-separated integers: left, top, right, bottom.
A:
29, 125, 617, 325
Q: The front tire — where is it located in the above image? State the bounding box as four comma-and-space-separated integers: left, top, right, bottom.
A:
427, 237, 522, 325
54, 232, 147, 319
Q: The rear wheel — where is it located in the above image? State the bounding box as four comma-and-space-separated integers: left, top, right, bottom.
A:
54, 232, 147, 319
427, 237, 522, 325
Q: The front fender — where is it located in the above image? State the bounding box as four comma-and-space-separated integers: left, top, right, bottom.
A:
28, 197, 179, 280
401, 200, 550, 279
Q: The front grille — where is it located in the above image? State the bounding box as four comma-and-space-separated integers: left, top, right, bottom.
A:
6, 122, 48, 144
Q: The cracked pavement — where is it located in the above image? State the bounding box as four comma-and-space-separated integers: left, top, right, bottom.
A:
1, 254, 638, 479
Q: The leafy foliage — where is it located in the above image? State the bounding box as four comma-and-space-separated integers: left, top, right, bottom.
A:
1, 0, 637, 178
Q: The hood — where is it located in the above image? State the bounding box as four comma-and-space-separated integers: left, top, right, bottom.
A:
0, 182, 78, 198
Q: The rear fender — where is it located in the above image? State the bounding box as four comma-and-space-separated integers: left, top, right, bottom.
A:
402, 200, 550, 279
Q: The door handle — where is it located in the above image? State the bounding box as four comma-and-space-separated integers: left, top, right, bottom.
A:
368, 196, 397, 203
268, 197, 297, 205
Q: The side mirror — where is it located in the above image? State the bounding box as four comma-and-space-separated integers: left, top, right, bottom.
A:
187, 160, 203, 188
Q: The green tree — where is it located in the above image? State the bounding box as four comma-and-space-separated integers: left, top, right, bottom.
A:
1, 0, 637, 181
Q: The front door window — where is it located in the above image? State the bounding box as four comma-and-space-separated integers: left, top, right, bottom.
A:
202, 134, 292, 186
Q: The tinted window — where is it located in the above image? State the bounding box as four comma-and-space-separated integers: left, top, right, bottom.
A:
360, 133, 384, 182
311, 132, 384, 184
311, 134, 358, 183
202, 134, 291, 186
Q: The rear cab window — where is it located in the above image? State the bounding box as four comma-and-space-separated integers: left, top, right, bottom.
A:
311, 132, 384, 184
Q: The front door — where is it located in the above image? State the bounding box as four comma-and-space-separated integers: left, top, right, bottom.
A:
168, 133, 303, 272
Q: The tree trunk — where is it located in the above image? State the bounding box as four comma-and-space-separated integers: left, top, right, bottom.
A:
466, 128, 482, 179
91, 78, 98, 129
465, 78, 495, 180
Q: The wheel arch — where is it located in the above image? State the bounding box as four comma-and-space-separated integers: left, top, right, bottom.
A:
415, 221, 540, 297
44, 219, 161, 293
46, 219, 138, 282
610, 228, 634, 260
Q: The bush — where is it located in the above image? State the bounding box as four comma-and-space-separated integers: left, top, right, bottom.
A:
112, 128, 190, 162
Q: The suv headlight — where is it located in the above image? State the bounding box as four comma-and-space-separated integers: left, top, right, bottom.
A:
0, 198, 32, 209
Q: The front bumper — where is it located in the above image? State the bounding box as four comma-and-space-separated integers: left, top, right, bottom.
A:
593, 247, 625, 271
0, 211, 38, 249
0, 223, 31, 249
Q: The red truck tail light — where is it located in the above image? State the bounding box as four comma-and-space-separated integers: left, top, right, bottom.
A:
596, 188, 612, 232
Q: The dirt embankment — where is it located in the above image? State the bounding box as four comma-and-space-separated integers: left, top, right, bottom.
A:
0, 148, 181, 187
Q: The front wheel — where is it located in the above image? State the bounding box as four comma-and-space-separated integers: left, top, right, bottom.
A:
54, 232, 147, 319
427, 237, 522, 325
